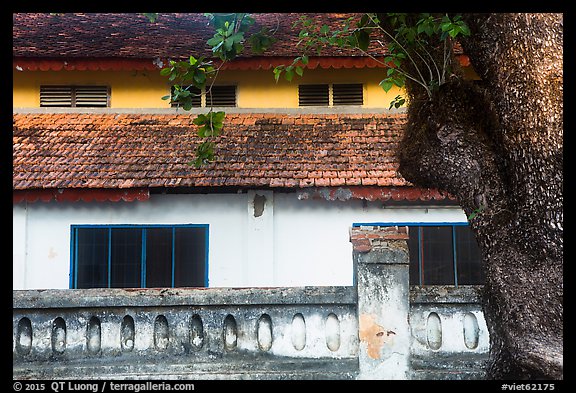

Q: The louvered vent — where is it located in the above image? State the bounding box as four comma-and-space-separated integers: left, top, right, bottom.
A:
298, 84, 329, 106
333, 83, 363, 105
40, 85, 109, 107
170, 86, 202, 108
207, 85, 237, 107
40, 86, 72, 107
74, 86, 109, 107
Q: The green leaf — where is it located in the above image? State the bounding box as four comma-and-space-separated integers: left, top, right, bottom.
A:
392, 74, 405, 87
459, 23, 471, 36
142, 13, 158, 23
295, 66, 304, 77
354, 30, 370, 51
161, 95, 171, 101
160, 67, 172, 76
379, 79, 394, 92
273, 66, 284, 82
207, 36, 223, 47
449, 27, 460, 38
193, 71, 206, 86
441, 22, 453, 32
320, 24, 330, 34
182, 100, 193, 111
193, 114, 208, 126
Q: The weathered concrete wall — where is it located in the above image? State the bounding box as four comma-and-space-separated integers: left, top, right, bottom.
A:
13, 225, 489, 380
12, 192, 469, 290
13, 286, 358, 380
352, 225, 411, 379
350, 225, 489, 380
409, 286, 489, 379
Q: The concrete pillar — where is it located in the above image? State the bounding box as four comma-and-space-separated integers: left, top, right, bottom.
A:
245, 190, 275, 285
351, 225, 411, 379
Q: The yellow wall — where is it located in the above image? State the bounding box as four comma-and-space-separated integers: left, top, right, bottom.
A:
13, 70, 172, 108
13, 67, 410, 109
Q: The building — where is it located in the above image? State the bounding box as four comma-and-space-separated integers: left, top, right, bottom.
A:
13, 13, 489, 380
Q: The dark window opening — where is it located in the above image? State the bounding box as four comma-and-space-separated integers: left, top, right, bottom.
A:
71, 225, 208, 289
406, 224, 483, 286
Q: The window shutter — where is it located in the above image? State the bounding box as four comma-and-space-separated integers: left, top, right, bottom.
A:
74, 86, 110, 107
333, 83, 363, 105
40, 86, 73, 107
207, 85, 237, 107
40, 85, 109, 107
298, 84, 329, 106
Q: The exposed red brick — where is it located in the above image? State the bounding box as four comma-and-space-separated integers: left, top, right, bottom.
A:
351, 238, 372, 253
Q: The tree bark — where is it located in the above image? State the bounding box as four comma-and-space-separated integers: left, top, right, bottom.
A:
395, 13, 563, 379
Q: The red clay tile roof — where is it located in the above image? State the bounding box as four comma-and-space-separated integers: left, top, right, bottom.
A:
13, 13, 385, 60
13, 56, 393, 72
13, 112, 411, 190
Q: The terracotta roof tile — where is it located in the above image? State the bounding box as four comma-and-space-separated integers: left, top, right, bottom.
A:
13, 112, 410, 190
13, 13, 384, 60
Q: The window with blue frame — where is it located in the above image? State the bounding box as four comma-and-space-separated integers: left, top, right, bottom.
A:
407, 224, 484, 286
353, 222, 484, 286
70, 225, 208, 289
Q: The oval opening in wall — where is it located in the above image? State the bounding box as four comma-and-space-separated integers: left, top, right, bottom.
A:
16, 317, 33, 356
426, 312, 442, 350
257, 314, 273, 351
51, 317, 67, 355
86, 316, 101, 354
223, 314, 238, 351
120, 315, 135, 352
291, 313, 306, 351
190, 314, 205, 351
154, 315, 169, 351
325, 313, 341, 352
463, 312, 480, 350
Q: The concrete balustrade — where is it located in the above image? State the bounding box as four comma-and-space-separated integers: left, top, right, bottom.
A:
13, 226, 489, 380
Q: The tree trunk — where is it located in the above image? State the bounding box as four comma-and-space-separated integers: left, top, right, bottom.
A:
396, 13, 563, 379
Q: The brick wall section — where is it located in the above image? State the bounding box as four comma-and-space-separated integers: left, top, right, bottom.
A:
349, 225, 409, 253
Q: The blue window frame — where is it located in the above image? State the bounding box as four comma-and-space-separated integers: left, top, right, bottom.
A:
352, 222, 484, 286
70, 224, 209, 289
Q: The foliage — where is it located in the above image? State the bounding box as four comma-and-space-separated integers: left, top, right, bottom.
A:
274, 13, 471, 105
153, 13, 470, 165
152, 13, 276, 167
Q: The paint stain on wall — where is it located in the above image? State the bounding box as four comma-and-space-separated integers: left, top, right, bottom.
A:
48, 247, 58, 259
359, 313, 395, 359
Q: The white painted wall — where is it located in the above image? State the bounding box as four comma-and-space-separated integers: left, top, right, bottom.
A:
12, 191, 469, 290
